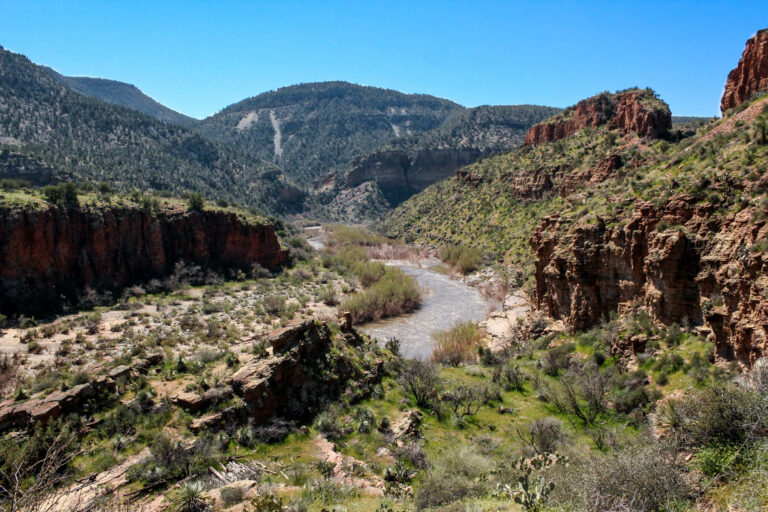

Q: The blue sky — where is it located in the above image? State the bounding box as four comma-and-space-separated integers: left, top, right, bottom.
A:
1, 0, 765, 119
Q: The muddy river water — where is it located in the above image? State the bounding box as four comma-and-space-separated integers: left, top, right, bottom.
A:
305, 227, 491, 359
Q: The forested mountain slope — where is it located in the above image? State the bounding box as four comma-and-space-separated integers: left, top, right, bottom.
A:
0, 47, 301, 213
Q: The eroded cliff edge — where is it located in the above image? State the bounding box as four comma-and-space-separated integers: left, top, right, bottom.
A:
0, 203, 287, 315
524, 89, 671, 146
531, 195, 768, 366
721, 28, 768, 114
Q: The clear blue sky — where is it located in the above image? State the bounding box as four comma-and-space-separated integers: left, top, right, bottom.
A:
1, 0, 765, 119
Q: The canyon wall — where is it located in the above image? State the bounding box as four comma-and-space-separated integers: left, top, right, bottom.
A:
0, 205, 287, 314
524, 90, 671, 146
721, 29, 768, 113
531, 196, 768, 366
345, 148, 482, 205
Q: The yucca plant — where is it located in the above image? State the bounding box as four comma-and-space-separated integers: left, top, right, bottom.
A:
170, 481, 208, 512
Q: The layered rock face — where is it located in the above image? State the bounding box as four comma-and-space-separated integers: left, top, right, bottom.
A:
721, 29, 768, 113
0, 354, 162, 432
0, 205, 287, 314
191, 319, 384, 433
345, 148, 481, 205
524, 90, 671, 146
531, 196, 768, 366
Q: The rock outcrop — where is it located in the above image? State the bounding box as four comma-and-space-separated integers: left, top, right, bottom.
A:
524, 90, 671, 146
225, 319, 383, 425
721, 29, 768, 114
345, 148, 482, 205
0, 354, 163, 431
531, 195, 768, 366
0, 204, 287, 315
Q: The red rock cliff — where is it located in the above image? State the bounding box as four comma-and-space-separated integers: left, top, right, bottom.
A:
531, 196, 768, 366
524, 90, 671, 146
0, 205, 287, 314
721, 29, 768, 114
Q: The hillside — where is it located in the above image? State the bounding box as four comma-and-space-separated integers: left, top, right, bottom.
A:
195, 81, 463, 186
383, 84, 768, 365
45, 68, 197, 126
0, 47, 301, 214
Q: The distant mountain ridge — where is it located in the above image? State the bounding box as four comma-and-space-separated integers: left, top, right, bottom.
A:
44, 67, 196, 127
194, 81, 464, 186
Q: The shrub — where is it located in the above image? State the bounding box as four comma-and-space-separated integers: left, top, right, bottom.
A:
170, 481, 208, 512
42, 182, 79, 207
399, 360, 441, 409
549, 443, 688, 512
220, 485, 245, 507
431, 321, 484, 366
414, 446, 489, 509
541, 343, 574, 376
493, 363, 526, 391
516, 417, 565, 455
341, 267, 420, 324
674, 384, 764, 447
695, 444, 743, 477
438, 245, 482, 274
263, 295, 285, 315
186, 192, 205, 212
315, 409, 344, 440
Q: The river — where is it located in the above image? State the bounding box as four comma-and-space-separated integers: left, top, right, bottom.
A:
304, 227, 491, 359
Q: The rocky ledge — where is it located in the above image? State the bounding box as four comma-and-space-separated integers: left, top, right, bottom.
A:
721, 29, 768, 113
524, 89, 671, 146
0, 204, 287, 315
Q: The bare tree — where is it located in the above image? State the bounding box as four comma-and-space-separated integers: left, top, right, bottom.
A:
516, 417, 565, 455
399, 360, 441, 409
0, 428, 79, 512
550, 364, 609, 426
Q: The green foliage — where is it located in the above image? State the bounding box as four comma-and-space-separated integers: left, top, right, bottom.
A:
695, 444, 744, 477
186, 192, 205, 212
341, 267, 420, 324
431, 321, 484, 366
169, 481, 207, 512
42, 182, 79, 207
438, 245, 483, 274
414, 446, 489, 509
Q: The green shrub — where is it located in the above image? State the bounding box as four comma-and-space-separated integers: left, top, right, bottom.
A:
341, 267, 420, 324
431, 321, 484, 366
438, 245, 482, 274
549, 444, 688, 511
186, 192, 205, 212
42, 182, 79, 207
695, 444, 743, 477
414, 446, 490, 509
170, 481, 207, 512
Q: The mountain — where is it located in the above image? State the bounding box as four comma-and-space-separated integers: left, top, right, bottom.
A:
195, 81, 463, 186
308, 104, 561, 220
0, 46, 301, 214
383, 78, 768, 365
45, 68, 197, 126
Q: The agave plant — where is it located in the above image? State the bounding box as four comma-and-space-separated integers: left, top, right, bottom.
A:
170, 481, 208, 512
